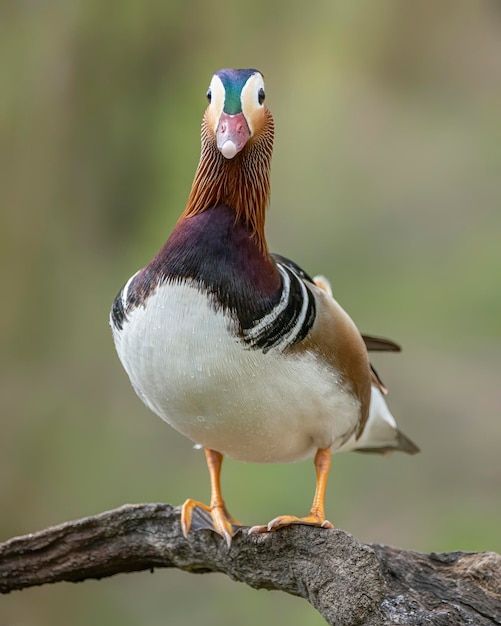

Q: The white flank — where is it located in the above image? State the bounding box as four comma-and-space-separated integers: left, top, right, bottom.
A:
338, 384, 399, 452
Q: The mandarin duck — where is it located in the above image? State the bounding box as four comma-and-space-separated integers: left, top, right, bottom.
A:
110, 68, 418, 547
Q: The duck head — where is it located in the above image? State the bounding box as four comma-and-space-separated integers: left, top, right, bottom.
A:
205, 68, 268, 159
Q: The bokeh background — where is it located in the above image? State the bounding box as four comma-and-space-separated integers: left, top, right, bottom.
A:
1, 1, 500, 624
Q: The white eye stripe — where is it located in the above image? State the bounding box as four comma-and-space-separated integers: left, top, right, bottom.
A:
207, 75, 225, 132
241, 72, 266, 135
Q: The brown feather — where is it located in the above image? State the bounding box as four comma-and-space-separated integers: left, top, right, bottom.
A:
370, 365, 389, 395
289, 285, 372, 441
180, 108, 274, 254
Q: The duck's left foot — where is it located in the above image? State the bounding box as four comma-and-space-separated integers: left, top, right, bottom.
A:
249, 448, 334, 535
248, 514, 334, 534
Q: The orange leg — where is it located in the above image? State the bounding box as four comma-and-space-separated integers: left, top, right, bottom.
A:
181, 448, 240, 547
249, 448, 334, 534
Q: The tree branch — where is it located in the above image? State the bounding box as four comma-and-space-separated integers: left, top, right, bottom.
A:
1, 504, 499, 625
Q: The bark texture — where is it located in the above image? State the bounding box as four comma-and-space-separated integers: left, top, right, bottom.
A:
1, 503, 500, 625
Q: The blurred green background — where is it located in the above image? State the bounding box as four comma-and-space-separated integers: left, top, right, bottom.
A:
1, 0, 500, 624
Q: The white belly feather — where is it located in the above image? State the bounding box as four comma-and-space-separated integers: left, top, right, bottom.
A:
112, 281, 360, 463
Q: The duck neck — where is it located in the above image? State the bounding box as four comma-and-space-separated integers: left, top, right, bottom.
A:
180, 109, 274, 254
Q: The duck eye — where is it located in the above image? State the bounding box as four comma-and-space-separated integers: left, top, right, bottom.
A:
258, 88, 265, 105
206, 89, 212, 103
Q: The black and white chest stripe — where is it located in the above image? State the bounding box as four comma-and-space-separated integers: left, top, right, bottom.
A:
111, 255, 316, 354
242, 258, 315, 353
110, 270, 141, 332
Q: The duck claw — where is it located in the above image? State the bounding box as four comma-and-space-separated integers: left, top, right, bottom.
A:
249, 514, 334, 535
182, 499, 241, 547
